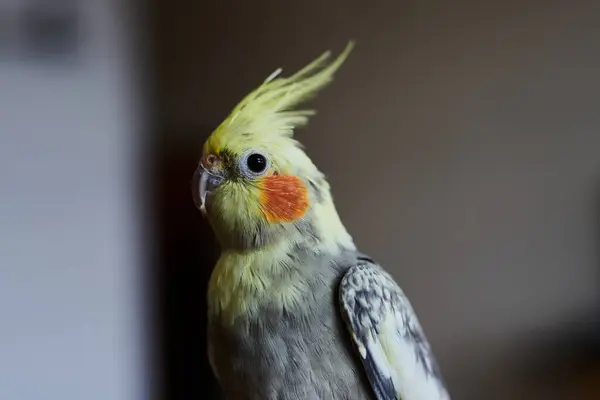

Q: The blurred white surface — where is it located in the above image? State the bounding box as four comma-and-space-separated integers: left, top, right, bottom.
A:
0, 0, 146, 399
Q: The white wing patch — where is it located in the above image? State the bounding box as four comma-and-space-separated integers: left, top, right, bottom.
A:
339, 262, 450, 400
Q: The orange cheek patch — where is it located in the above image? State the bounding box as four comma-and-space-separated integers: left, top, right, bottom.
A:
259, 175, 309, 223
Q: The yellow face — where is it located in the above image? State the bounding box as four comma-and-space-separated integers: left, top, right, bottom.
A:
193, 140, 311, 249
191, 41, 354, 249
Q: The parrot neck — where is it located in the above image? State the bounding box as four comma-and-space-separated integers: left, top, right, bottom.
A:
208, 198, 355, 325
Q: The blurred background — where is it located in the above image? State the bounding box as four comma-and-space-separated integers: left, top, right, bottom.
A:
1, 0, 600, 399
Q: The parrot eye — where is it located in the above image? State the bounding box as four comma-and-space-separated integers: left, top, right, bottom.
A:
247, 153, 267, 173
240, 150, 270, 177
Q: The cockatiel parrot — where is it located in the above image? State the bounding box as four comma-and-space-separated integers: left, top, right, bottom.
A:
193, 42, 451, 400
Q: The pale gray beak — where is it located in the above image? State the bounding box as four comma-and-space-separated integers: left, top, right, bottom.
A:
193, 168, 223, 216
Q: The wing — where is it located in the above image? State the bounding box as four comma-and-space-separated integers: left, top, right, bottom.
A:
339, 261, 450, 400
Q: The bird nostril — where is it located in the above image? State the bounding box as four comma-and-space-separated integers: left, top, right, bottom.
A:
205, 154, 218, 167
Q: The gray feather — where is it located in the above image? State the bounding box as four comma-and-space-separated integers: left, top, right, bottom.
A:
208, 246, 450, 400
208, 247, 375, 400
339, 262, 450, 400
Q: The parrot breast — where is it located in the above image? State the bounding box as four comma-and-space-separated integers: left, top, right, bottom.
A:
207, 245, 375, 400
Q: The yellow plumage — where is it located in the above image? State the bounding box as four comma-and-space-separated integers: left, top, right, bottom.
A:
201, 42, 451, 400
204, 41, 355, 157
203, 42, 356, 324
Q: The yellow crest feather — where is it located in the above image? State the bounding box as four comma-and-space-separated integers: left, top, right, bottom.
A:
205, 41, 355, 154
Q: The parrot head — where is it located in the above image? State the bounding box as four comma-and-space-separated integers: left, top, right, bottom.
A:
193, 42, 356, 251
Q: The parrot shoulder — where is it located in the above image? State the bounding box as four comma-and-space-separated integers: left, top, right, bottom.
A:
338, 259, 450, 400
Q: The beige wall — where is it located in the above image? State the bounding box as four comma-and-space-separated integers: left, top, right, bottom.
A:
155, 1, 600, 397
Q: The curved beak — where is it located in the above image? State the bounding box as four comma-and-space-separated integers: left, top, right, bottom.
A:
192, 167, 224, 216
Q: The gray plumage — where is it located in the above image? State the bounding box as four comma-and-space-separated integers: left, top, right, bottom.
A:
208, 245, 450, 400
340, 263, 450, 400
208, 246, 374, 399
195, 41, 451, 400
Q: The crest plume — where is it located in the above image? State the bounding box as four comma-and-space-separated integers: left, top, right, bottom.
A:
207, 41, 355, 151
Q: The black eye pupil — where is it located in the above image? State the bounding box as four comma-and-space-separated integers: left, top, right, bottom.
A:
247, 153, 267, 173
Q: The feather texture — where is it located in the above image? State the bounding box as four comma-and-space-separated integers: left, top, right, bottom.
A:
204, 41, 355, 156
339, 262, 451, 400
